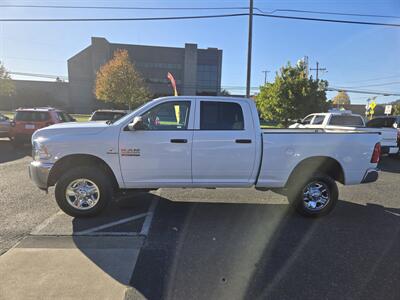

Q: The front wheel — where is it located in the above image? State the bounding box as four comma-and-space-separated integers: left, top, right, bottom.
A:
287, 173, 338, 217
55, 166, 112, 217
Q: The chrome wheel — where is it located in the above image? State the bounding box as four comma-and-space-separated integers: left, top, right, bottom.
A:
302, 181, 330, 211
65, 179, 100, 210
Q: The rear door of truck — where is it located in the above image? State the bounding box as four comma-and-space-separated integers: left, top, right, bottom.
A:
192, 98, 257, 186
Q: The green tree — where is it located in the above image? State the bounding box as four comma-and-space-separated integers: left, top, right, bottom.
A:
0, 61, 15, 97
393, 103, 400, 115
256, 61, 329, 126
332, 91, 350, 106
94, 49, 151, 109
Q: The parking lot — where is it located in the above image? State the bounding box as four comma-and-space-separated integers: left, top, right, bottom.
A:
0, 138, 399, 299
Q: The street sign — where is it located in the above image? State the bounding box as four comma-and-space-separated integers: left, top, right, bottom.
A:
385, 105, 392, 115
370, 101, 377, 110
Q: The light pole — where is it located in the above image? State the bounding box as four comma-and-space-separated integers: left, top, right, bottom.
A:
246, 0, 253, 98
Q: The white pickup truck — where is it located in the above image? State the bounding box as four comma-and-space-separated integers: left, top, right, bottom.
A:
290, 110, 399, 155
29, 96, 381, 218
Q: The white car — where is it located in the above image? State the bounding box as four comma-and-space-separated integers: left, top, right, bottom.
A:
29, 97, 381, 218
290, 110, 399, 155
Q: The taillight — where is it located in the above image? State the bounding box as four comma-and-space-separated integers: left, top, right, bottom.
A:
397, 131, 400, 146
371, 143, 381, 163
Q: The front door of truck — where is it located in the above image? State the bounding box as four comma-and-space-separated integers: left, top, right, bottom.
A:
192, 99, 257, 186
119, 100, 194, 188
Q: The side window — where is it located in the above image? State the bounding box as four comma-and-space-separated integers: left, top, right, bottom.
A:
200, 101, 244, 130
141, 101, 191, 130
302, 115, 314, 125
311, 115, 325, 125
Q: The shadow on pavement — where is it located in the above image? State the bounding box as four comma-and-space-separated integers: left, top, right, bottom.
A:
378, 156, 400, 174
0, 139, 31, 163
68, 192, 400, 300
126, 197, 400, 300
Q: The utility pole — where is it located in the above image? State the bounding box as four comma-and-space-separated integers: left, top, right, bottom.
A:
246, 0, 253, 98
310, 61, 326, 80
261, 70, 270, 84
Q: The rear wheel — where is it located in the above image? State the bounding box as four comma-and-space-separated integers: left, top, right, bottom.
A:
55, 166, 112, 217
287, 173, 338, 217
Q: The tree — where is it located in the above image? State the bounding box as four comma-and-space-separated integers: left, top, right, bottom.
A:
393, 103, 400, 115
94, 49, 151, 109
332, 91, 350, 106
0, 61, 15, 97
219, 89, 231, 96
256, 61, 329, 125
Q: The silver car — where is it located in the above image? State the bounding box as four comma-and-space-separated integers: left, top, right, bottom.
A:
0, 113, 11, 138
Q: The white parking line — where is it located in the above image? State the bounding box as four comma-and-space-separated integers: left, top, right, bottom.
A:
140, 198, 159, 236
75, 213, 149, 235
31, 211, 65, 235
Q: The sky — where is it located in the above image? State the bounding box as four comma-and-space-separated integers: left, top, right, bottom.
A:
0, 0, 399, 104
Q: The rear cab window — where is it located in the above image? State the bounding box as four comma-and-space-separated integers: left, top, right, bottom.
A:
200, 101, 244, 130
329, 115, 365, 127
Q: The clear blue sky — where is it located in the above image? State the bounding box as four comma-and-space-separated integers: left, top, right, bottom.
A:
0, 0, 399, 104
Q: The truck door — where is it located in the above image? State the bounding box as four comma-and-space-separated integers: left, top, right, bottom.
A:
192, 99, 257, 186
119, 100, 194, 188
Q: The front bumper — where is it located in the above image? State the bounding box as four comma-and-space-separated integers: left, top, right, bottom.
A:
29, 161, 53, 190
361, 168, 379, 184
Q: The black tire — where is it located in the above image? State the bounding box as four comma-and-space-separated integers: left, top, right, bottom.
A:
55, 166, 112, 217
287, 173, 338, 218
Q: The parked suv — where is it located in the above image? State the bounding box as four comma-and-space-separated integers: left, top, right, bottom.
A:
89, 109, 128, 122
10, 107, 75, 144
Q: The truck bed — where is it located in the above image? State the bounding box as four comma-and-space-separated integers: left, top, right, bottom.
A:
257, 129, 380, 188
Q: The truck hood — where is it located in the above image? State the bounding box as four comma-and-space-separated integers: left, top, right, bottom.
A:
32, 122, 109, 141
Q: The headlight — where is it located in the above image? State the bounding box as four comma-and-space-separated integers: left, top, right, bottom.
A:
33, 141, 52, 161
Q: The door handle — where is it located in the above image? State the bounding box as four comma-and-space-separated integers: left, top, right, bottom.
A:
235, 139, 252, 144
170, 139, 188, 143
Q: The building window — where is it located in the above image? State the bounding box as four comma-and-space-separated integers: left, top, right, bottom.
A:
197, 64, 218, 94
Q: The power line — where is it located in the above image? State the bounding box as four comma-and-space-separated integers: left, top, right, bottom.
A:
0, 4, 250, 11
254, 13, 400, 28
0, 13, 248, 22
346, 81, 400, 88
0, 13, 399, 28
255, 8, 400, 20
2, 4, 400, 20
328, 87, 400, 96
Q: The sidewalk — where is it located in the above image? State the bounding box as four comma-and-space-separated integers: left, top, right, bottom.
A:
0, 236, 145, 300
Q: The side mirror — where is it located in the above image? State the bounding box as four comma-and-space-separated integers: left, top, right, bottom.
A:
128, 116, 145, 131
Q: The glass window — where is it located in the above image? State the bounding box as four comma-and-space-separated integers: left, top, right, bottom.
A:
140, 101, 191, 130
311, 115, 325, 125
330, 115, 364, 126
57, 112, 75, 122
15, 111, 50, 122
200, 101, 244, 130
366, 118, 384, 128
302, 115, 314, 125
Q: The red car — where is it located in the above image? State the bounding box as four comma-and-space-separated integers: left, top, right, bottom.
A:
10, 107, 75, 144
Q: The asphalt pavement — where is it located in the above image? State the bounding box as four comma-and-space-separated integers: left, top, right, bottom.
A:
0, 137, 399, 300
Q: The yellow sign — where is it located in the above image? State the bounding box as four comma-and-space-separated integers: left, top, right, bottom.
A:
174, 105, 180, 124
370, 101, 377, 109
